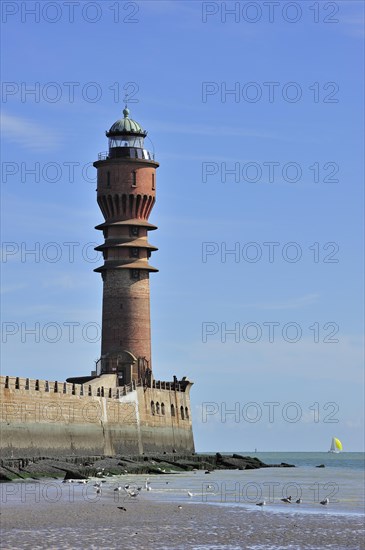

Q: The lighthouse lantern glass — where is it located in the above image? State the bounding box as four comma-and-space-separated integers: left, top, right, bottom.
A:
109, 135, 145, 149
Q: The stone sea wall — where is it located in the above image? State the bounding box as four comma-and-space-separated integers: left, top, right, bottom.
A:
0, 375, 194, 458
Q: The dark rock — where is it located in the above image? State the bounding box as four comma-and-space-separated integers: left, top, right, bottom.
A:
63, 470, 88, 481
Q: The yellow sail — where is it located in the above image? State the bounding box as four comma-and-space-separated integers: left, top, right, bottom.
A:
334, 437, 343, 451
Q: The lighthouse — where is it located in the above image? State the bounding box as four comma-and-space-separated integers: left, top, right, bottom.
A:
1, 106, 195, 458
93, 107, 159, 386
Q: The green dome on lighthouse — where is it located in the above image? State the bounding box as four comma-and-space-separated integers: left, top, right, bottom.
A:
107, 106, 146, 136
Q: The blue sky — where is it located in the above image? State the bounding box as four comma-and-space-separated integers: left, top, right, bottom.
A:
1, 0, 364, 452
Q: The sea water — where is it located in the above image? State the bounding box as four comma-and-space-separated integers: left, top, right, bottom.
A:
132, 452, 365, 517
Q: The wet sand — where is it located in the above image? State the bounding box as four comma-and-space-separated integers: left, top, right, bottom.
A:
1, 496, 364, 549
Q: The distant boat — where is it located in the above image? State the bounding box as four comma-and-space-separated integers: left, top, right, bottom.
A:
328, 437, 343, 453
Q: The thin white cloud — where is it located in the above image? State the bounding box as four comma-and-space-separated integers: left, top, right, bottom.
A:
1, 112, 61, 151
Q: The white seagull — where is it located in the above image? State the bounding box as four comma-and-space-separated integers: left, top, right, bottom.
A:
187, 491, 193, 497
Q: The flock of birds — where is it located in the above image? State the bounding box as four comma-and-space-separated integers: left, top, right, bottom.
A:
63, 469, 331, 511
255, 496, 330, 508
62, 471, 155, 511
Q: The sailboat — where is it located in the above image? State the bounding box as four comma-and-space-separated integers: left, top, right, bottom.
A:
328, 437, 343, 453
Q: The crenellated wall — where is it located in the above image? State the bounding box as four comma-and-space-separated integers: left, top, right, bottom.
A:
0, 374, 194, 458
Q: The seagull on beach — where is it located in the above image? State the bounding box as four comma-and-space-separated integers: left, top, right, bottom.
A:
296, 498, 302, 504
281, 496, 292, 503
114, 486, 122, 492
256, 501, 266, 508
320, 498, 329, 505
125, 488, 139, 498
117, 506, 127, 512
187, 491, 193, 497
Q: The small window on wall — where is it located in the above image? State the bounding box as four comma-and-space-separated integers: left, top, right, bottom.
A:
130, 247, 139, 258
130, 226, 139, 237
132, 170, 137, 187
152, 173, 155, 190
131, 269, 140, 280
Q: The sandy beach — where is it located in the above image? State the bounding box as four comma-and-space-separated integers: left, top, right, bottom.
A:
1, 490, 364, 550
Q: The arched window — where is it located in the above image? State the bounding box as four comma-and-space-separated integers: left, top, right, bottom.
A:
25, 378, 29, 390
132, 170, 137, 187
152, 173, 155, 190
15, 377, 20, 389
72, 383, 76, 395
5, 376, 9, 389
161, 403, 165, 415
156, 402, 160, 414
35, 379, 39, 391
97, 388, 101, 397
151, 401, 155, 415
88, 385, 92, 396
101, 386, 104, 397
180, 406, 185, 420
109, 388, 112, 398
80, 385, 84, 396
45, 381, 49, 392
63, 382, 67, 394
185, 407, 189, 419
54, 381, 58, 393
171, 404, 175, 417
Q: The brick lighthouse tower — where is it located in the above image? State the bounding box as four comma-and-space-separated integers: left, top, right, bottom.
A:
93, 107, 159, 387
